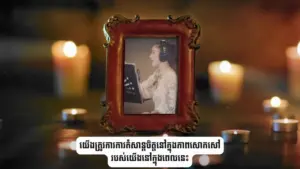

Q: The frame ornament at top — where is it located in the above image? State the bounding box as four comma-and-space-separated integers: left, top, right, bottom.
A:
167, 15, 201, 49
103, 14, 140, 48
103, 14, 200, 49
100, 14, 201, 135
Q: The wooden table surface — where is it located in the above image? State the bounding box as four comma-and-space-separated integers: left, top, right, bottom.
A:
0, 87, 300, 169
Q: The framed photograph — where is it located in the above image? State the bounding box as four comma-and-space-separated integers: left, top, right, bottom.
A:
100, 14, 201, 134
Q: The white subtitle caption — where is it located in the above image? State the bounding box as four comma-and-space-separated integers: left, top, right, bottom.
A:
76, 136, 224, 168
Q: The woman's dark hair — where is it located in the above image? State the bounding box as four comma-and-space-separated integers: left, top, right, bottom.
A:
155, 40, 177, 70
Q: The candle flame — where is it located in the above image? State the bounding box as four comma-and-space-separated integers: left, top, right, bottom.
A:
283, 118, 289, 123
297, 42, 300, 56
219, 60, 232, 73
63, 41, 77, 58
270, 96, 281, 107
71, 109, 77, 115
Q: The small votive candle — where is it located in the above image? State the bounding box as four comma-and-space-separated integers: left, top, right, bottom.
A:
208, 60, 244, 103
193, 155, 222, 166
62, 108, 87, 123
263, 96, 288, 113
221, 129, 250, 144
272, 118, 298, 132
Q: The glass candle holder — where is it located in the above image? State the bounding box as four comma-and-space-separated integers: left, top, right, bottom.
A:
62, 108, 87, 123
221, 129, 250, 144
272, 118, 298, 132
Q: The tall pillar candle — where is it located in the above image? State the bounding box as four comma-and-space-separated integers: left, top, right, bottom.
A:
286, 42, 300, 100
208, 60, 244, 103
52, 41, 90, 98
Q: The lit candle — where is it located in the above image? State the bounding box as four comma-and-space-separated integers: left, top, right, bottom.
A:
193, 155, 222, 166
286, 42, 300, 100
272, 112, 295, 120
208, 60, 244, 103
52, 41, 90, 98
62, 108, 87, 123
263, 96, 288, 113
221, 129, 250, 143
271, 132, 297, 143
272, 118, 298, 132
58, 140, 76, 159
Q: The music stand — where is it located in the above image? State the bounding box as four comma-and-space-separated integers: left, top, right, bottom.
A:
124, 63, 143, 104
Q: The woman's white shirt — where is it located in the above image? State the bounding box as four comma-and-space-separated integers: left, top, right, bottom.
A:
139, 68, 177, 114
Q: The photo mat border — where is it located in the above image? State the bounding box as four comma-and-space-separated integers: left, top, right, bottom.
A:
100, 14, 201, 135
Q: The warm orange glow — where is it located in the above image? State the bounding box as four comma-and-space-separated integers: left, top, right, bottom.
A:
63, 41, 77, 58
71, 109, 77, 115
51, 41, 66, 58
297, 42, 300, 57
270, 96, 281, 107
59, 129, 80, 138
219, 60, 232, 73
77, 45, 90, 58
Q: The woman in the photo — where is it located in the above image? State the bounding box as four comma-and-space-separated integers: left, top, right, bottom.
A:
138, 40, 178, 114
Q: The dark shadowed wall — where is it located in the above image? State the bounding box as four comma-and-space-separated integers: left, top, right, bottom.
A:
12, 0, 300, 71
2, 0, 300, 91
